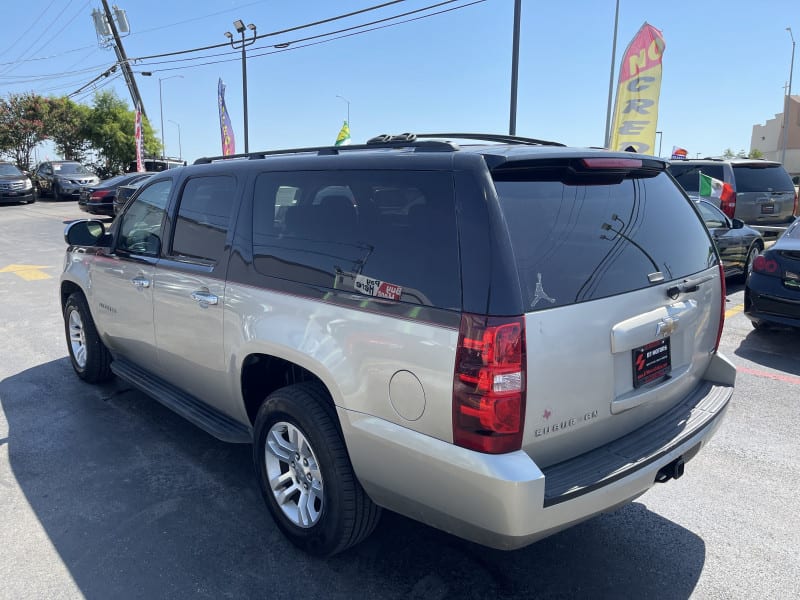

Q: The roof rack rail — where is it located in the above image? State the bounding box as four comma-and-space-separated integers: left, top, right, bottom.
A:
193, 137, 457, 164
413, 133, 565, 147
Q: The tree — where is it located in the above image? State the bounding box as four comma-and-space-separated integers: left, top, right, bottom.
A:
722, 148, 735, 159
0, 93, 48, 170
84, 91, 159, 178
748, 148, 764, 159
44, 96, 91, 162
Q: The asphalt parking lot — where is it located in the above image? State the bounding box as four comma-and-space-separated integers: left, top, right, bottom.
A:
1, 200, 798, 599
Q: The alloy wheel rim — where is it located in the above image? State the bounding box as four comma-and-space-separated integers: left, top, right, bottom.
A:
68, 308, 87, 368
264, 421, 323, 528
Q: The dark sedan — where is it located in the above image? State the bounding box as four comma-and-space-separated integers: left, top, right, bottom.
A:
694, 198, 763, 280
79, 173, 153, 217
112, 173, 154, 216
745, 217, 800, 330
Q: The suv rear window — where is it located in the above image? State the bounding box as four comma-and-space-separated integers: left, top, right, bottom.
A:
252, 170, 460, 310
493, 170, 715, 310
667, 163, 725, 193
731, 164, 794, 192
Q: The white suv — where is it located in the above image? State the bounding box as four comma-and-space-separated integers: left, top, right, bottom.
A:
60, 133, 735, 556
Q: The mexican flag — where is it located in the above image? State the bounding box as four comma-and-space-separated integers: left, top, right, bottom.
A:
699, 172, 734, 201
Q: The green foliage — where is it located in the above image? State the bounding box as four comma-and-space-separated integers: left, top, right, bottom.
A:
736, 149, 748, 158
0, 93, 48, 170
722, 148, 735, 158
84, 90, 160, 177
748, 148, 764, 159
44, 96, 91, 162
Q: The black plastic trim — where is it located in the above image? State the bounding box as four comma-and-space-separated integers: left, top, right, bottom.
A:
111, 358, 252, 443
541, 381, 732, 507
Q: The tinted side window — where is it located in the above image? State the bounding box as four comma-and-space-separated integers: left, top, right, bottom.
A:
668, 163, 725, 192
494, 171, 716, 310
117, 180, 172, 256
252, 170, 460, 310
696, 201, 727, 228
171, 175, 236, 263
731, 165, 794, 192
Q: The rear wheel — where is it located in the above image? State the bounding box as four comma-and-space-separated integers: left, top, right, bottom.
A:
253, 382, 381, 556
742, 244, 761, 282
63, 292, 113, 382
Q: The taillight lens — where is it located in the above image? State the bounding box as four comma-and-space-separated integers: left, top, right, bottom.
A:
720, 191, 736, 219
752, 255, 779, 274
453, 314, 526, 454
90, 190, 111, 202
715, 263, 725, 352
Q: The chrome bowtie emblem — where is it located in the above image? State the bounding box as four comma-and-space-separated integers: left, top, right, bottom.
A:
656, 317, 678, 338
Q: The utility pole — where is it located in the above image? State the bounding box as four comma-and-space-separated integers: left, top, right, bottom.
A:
100, 0, 146, 119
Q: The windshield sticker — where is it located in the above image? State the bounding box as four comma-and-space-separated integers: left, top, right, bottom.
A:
354, 275, 403, 301
531, 273, 556, 308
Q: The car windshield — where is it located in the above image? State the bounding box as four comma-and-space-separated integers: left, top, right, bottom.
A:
54, 163, 91, 175
0, 163, 22, 176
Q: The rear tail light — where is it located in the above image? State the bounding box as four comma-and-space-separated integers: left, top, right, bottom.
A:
715, 263, 725, 352
89, 190, 111, 202
720, 190, 736, 219
453, 314, 526, 454
752, 255, 779, 275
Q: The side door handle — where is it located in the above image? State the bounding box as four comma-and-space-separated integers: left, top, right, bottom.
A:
131, 276, 150, 289
191, 290, 219, 307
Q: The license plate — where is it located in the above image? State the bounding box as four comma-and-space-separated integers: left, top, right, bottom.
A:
761, 204, 775, 214
632, 337, 671, 388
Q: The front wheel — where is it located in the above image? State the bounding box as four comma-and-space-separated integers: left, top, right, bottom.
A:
253, 382, 381, 556
63, 292, 113, 382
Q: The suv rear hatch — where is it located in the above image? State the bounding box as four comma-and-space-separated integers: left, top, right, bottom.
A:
731, 162, 796, 225
491, 155, 724, 468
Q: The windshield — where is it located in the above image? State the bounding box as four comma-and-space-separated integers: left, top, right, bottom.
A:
0, 163, 23, 176
54, 163, 92, 175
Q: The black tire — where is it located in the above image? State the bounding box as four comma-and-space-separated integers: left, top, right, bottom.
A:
751, 320, 770, 331
52, 183, 62, 201
63, 292, 113, 383
253, 382, 381, 556
742, 243, 761, 283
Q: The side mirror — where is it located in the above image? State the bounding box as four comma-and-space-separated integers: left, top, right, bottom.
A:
65, 220, 107, 246
731, 218, 745, 230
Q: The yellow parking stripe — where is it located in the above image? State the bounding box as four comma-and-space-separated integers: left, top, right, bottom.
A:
0, 264, 53, 281
725, 304, 744, 318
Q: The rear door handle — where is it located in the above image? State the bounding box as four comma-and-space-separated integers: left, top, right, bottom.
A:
131, 276, 150, 289
191, 291, 219, 306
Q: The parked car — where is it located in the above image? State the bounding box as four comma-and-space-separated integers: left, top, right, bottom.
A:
693, 198, 763, 280
127, 157, 185, 173
113, 173, 154, 216
79, 173, 153, 217
31, 161, 99, 200
744, 217, 800, 330
0, 161, 35, 204
60, 132, 735, 556
668, 158, 798, 225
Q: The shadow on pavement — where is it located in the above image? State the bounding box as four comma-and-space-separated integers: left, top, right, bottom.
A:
1, 359, 706, 599
734, 325, 800, 377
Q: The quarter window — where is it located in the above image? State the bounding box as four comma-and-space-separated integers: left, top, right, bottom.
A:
252, 170, 460, 309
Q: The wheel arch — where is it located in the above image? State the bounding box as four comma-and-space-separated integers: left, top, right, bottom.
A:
240, 353, 332, 426
60, 280, 84, 310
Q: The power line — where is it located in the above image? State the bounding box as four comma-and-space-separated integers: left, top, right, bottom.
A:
0, 0, 58, 60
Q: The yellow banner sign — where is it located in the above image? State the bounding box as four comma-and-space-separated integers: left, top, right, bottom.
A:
609, 23, 665, 154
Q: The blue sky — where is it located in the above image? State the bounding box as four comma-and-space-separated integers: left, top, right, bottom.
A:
1, 0, 797, 164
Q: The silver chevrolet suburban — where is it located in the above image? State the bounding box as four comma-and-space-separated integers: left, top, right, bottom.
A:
60, 133, 735, 556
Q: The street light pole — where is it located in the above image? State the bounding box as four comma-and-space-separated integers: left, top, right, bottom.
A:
336, 95, 350, 124
225, 20, 257, 154
781, 27, 795, 166
168, 119, 182, 160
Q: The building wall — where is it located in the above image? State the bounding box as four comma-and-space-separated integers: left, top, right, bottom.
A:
751, 95, 800, 177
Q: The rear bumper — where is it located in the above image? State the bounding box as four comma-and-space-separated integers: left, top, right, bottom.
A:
341, 352, 734, 550
745, 277, 800, 328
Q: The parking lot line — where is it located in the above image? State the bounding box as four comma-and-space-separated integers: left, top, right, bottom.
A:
737, 366, 800, 386
0, 264, 53, 281
725, 303, 744, 318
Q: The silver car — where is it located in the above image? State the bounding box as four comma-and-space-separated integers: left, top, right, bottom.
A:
60, 133, 735, 556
